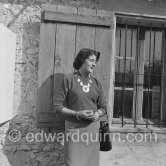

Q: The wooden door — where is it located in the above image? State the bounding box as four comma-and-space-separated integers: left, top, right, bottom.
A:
37, 5, 115, 128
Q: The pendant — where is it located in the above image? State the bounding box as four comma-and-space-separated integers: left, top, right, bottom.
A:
82, 85, 90, 93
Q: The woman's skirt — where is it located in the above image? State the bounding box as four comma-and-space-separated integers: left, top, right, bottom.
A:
64, 120, 100, 166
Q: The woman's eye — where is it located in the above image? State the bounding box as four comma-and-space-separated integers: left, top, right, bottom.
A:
89, 59, 96, 63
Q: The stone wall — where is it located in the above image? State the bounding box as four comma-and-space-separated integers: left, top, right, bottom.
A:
0, 0, 166, 166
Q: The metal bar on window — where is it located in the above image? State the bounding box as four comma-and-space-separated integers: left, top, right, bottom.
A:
158, 26, 165, 127
117, 23, 164, 31
146, 24, 152, 128
115, 56, 135, 60
130, 29, 133, 71
134, 23, 140, 127
152, 31, 156, 73
122, 22, 128, 127
118, 28, 122, 87
137, 73, 161, 77
119, 28, 122, 58
116, 28, 122, 117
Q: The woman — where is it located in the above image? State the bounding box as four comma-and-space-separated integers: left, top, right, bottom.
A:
54, 48, 107, 166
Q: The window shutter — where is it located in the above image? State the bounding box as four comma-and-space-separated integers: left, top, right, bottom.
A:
37, 5, 115, 128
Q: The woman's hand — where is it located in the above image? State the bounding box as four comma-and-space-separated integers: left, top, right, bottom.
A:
88, 111, 100, 121
77, 110, 94, 120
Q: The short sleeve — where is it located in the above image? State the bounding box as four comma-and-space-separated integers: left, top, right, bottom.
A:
53, 75, 69, 112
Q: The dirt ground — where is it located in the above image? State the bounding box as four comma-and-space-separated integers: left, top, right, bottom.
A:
100, 142, 166, 166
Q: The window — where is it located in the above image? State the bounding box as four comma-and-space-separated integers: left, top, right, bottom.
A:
113, 16, 166, 127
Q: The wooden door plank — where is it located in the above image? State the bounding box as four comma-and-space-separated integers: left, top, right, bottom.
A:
37, 22, 56, 127
51, 6, 77, 125
43, 10, 112, 27
95, 10, 112, 93
76, 8, 96, 55
54, 6, 77, 74
95, 10, 116, 121
95, 26, 111, 97
162, 48, 166, 120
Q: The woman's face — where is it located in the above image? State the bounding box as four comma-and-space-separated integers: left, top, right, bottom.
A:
80, 54, 97, 74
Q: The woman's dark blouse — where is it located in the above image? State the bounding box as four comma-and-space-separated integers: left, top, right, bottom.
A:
54, 73, 107, 124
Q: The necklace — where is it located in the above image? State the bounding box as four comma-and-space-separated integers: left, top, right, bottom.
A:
76, 72, 92, 93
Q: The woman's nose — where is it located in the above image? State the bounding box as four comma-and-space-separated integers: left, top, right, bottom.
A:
92, 62, 96, 66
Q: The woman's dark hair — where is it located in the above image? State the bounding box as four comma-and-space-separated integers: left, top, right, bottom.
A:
73, 48, 100, 70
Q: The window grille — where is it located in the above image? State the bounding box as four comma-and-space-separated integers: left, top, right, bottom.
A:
113, 19, 166, 127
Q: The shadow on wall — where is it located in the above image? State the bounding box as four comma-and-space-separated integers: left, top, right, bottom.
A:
2, 21, 65, 166
37, 72, 66, 129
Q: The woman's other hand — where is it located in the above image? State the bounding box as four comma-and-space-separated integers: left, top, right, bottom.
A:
88, 111, 100, 121
77, 110, 94, 120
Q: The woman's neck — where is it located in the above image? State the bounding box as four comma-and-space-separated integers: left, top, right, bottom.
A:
78, 69, 89, 80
